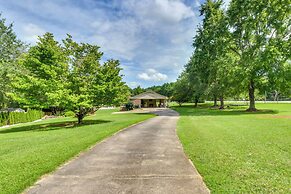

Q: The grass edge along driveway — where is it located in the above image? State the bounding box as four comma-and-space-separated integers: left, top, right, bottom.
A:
0, 109, 154, 194
173, 103, 291, 193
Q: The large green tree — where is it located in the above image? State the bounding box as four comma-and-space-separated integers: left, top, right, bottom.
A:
63, 35, 128, 123
172, 72, 193, 106
227, 0, 291, 111
190, 0, 238, 109
12, 33, 69, 110
0, 15, 25, 108
96, 59, 130, 107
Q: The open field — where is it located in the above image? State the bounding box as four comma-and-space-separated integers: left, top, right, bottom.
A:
173, 103, 291, 193
0, 109, 154, 194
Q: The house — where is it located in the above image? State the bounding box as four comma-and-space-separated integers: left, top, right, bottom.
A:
130, 90, 168, 108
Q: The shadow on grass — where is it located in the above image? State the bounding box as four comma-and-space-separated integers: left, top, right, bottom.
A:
0, 119, 112, 134
171, 104, 279, 116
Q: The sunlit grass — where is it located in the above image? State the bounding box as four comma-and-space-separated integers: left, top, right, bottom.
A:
0, 109, 154, 194
173, 103, 291, 193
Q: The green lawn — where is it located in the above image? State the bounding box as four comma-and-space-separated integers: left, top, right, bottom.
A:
0, 109, 154, 194
173, 103, 291, 193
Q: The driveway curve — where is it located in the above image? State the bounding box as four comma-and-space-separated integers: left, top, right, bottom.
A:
26, 108, 209, 194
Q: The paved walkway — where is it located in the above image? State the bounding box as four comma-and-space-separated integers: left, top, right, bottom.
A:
26, 109, 209, 194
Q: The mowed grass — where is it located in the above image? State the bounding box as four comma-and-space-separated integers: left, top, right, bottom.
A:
173, 103, 291, 193
0, 109, 154, 194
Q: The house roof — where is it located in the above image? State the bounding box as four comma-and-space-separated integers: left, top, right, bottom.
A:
130, 90, 168, 100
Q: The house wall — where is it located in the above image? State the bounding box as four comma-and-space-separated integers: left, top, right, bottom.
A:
132, 99, 141, 107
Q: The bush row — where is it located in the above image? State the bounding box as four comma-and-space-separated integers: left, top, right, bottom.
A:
0, 110, 44, 126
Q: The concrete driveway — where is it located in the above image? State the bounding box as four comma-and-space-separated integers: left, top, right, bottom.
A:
26, 109, 209, 194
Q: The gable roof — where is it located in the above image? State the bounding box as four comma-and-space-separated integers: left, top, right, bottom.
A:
130, 90, 168, 100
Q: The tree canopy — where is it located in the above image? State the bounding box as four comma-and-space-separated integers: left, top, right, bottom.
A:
0, 15, 25, 109
174, 0, 291, 110
0, 14, 128, 124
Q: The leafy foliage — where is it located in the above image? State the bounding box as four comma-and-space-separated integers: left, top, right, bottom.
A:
146, 82, 175, 97
176, 0, 291, 110
172, 73, 193, 106
125, 102, 134, 111
8, 30, 129, 124
63, 35, 129, 123
227, 0, 291, 110
130, 86, 146, 96
0, 110, 43, 126
0, 14, 25, 108
12, 33, 69, 109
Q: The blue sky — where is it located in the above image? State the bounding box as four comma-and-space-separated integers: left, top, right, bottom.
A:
0, 0, 229, 88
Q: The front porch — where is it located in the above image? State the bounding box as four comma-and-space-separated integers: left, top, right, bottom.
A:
141, 99, 166, 108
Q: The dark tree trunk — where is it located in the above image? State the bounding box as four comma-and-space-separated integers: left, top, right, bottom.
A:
77, 113, 84, 124
219, 96, 224, 109
213, 95, 218, 107
52, 107, 55, 115
247, 80, 257, 111
76, 107, 87, 124
194, 98, 198, 107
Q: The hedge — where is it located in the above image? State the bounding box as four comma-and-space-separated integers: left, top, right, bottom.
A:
0, 110, 44, 127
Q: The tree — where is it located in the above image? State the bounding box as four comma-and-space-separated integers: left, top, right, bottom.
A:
172, 72, 193, 106
11, 33, 69, 110
131, 86, 145, 96
0, 14, 25, 108
63, 35, 128, 123
227, 0, 291, 111
96, 59, 130, 106
158, 82, 174, 97
192, 0, 238, 109
147, 82, 175, 97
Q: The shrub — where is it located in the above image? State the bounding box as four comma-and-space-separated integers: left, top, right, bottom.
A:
125, 102, 134, 111
64, 111, 75, 117
0, 110, 44, 127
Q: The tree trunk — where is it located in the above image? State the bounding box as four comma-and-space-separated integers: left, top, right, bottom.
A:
76, 107, 86, 124
194, 98, 198, 107
77, 113, 84, 124
247, 80, 257, 111
274, 90, 279, 103
219, 96, 224, 109
213, 95, 218, 107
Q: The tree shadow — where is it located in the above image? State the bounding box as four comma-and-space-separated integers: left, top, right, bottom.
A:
0, 119, 112, 134
171, 104, 279, 116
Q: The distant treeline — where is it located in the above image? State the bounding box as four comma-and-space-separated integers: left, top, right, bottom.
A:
130, 82, 175, 97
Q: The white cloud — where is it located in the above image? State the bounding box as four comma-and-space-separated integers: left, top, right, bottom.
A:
127, 81, 140, 88
138, 68, 168, 81
91, 18, 140, 60
123, 0, 194, 25
222, 0, 231, 10
22, 23, 46, 43
1, 0, 201, 87
194, 0, 201, 7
